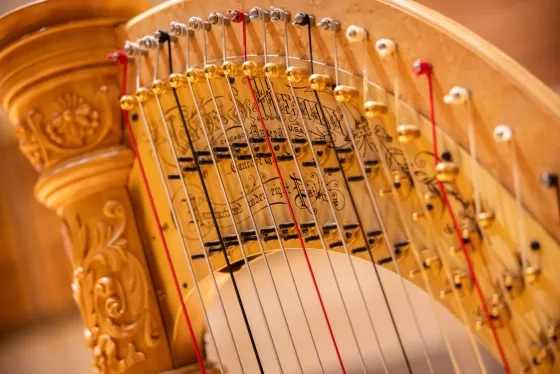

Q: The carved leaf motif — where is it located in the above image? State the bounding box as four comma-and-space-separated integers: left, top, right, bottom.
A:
67, 200, 160, 373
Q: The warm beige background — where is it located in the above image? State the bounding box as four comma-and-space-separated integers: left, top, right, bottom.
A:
0, 0, 557, 373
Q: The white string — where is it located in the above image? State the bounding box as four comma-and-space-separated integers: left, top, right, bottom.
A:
133, 54, 227, 374
150, 43, 247, 373
389, 53, 488, 374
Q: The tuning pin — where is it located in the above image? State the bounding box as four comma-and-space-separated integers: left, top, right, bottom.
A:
440, 270, 471, 299
424, 192, 440, 213
333, 85, 359, 103
309, 74, 333, 91
364, 101, 388, 118
286, 67, 309, 83
435, 162, 459, 183
421, 249, 441, 279
120, 95, 137, 110
547, 324, 559, 348
396, 124, 421, 143
477, 211, 495, 229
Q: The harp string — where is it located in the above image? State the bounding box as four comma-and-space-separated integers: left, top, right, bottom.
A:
208, 11, 328, 371
342, 29, 457, 373
493, 125, 559, 362
387, 52, 489, 374
210, 13, 328, 372
131, 50, 229, 373
298, 13, 413, 373
450, 91, 535, 370
271, 9, 392, 370
250, 8, 374, 372
229, 9, 348, 373
149, 40, 249, 373
110, 51, 207, 374
414, 60, 511, 373
187, 21, 303, 372
159, 34, 266, 373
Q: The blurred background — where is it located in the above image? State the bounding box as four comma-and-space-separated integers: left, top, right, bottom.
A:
0, 0, 558, 373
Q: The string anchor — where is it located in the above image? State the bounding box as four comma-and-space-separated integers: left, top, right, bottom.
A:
502, 270, 524, 299
309, 74, 333, 92
286, 67, 309, 83
476, 211, 495, 229
318, 18, 340, 32
120, 95, 137, 111
443, 86, 470, 104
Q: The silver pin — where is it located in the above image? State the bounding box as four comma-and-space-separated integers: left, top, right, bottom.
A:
318, 17, 340, 32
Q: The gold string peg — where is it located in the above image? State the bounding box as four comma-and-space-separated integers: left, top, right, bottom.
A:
135, 87, 153, 104
151, 80, 168, 96
477, 211, 495, 229
204, 64, 225, 79
333, 85, 359, 103
242, 61, 261, 77
396, 124, 421, 143
168, 73, 188, 88
222, 61, 239, 77
120, 95, 137, 111
309, 74, 333, 92
435, 161, 460, 182
263, 63, 284, 79
364, 101, 388, 118
186, 68, 205, 83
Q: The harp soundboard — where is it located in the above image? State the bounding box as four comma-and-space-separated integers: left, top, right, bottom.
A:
1, 0, 559, 373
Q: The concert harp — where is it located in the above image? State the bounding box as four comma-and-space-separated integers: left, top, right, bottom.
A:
1, 0, 559, 373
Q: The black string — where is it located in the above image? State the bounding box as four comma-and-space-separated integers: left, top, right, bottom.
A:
158, 31, 265, 373
298, 16, 414, 373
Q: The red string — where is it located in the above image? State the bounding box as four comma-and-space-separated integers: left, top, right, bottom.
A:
109, 51, 206, 374
414, 60, 511, 374
230, 12, 347, 373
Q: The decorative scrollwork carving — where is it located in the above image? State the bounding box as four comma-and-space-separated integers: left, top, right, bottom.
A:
64, 200, 160, 373
13, 86, 121, 171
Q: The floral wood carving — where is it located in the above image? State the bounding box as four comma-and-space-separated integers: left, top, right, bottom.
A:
64, 200, 161, 373
13, 86, 121, 171
46, 93, 101, 147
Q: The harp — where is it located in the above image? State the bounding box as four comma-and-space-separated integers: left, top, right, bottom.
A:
1, 0, 559, 373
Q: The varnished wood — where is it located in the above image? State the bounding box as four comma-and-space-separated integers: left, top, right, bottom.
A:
123, 0, 560, 372
0, 0, 558, 373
